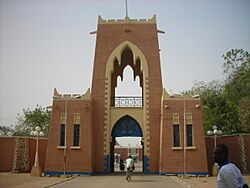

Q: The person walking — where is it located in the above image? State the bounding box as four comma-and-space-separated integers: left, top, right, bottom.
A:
214, 144, 249, 188
125, 155, 134, 182
119, 158, 125, 172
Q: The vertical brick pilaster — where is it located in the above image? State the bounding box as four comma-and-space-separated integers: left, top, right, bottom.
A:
12, 137, 29, 172
238, 134, 247, 172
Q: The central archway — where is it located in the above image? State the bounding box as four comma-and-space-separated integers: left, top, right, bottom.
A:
110, 115, 143, 173
111, 115, 142, 137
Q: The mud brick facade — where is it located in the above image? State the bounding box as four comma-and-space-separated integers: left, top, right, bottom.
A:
44, 15, 208, 175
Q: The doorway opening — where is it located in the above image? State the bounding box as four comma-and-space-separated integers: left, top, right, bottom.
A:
110, 115, 144, 173
113, 137, 142, 173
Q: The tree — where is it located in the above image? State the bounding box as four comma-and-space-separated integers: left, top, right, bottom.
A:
0, 125, 14, 136
223, 49, 250, 133
222, 49, 249, 80
238, 96, 250, 133
190, 80, 230, 133
12, 105, 51, 137
187, 49, 250, 134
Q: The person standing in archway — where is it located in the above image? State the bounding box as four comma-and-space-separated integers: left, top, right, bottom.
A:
125, 155, 134, 182
120, 158, 125, 172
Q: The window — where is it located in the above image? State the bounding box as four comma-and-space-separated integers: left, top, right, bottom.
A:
60, 124, 65, 146
73, 124, 80, 146
173, 124, 180, 147
186, 124, 193, 147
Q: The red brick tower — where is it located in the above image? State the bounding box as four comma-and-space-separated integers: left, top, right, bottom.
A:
91, 15, 162, 173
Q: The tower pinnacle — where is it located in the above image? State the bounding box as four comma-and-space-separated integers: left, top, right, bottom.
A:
125, 0, 129, 18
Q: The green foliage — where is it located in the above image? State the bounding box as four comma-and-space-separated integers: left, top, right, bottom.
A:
223, 49, 250, 133
188, 49, 250, 134
12, 105, 51, 137
237, 96, 250, 132
222, 49, 249, 78
0, 125, 14, 136
190, 80, 230, 133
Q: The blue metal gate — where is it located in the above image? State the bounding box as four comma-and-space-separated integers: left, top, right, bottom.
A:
111, 115, 142, 137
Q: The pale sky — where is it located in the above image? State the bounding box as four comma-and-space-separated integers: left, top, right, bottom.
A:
1, 0, 250, 143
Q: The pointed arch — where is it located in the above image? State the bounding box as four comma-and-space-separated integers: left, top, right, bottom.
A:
111, 115, 143, 137
106, 41, 148, 77
103, 40, 150, 162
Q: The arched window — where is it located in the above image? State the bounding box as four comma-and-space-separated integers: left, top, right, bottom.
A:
115, 65, 142, 97
110, 48, 143, 107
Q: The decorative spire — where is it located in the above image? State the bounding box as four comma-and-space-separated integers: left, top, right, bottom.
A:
125, 0, 129, 18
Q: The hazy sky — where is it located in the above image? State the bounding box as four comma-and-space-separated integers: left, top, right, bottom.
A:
1, 0, 250, 131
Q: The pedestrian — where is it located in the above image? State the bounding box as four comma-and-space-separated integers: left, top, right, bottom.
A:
132, 163, 135, 171
214, 144, 249, 188
119, 158, 125, 172
125, 155, 134, 182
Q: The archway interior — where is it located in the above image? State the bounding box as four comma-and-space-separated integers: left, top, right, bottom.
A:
110, 115, 143, 173
111, 48, 143, 106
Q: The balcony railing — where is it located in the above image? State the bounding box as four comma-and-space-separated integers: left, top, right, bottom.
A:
111, 97, 143, 107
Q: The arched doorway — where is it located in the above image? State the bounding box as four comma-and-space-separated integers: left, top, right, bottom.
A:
110, 115, 143, 173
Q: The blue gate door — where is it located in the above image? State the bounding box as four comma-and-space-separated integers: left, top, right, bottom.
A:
111, 115, 142, 137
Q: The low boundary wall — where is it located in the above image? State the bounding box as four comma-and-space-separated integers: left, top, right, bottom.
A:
1, 134, 249, 175
0, 137, 47, 172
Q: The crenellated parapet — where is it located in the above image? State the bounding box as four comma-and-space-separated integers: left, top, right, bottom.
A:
53, 88, 91, 100
162, 88, 200, 101
98, 15, 156, 24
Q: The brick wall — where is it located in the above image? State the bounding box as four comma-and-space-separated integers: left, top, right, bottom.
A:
29, 138, 47, 172
160, 99, 208, 175
245, 135, 250, 171
1, 134, 249, 174
0, 136, 47, 172
205, 134, 250, 175
0, 137, 15, 171
45, 99, 93, 174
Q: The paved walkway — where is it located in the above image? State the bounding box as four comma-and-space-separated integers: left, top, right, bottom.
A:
0, 172, 71, 188
51, 174, 184, 188
0, 172, 249, 188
